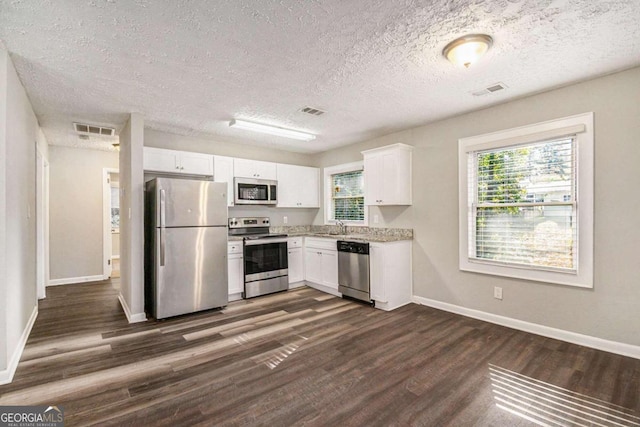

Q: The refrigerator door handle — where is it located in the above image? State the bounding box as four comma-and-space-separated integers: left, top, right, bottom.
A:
160, 188, 166, 267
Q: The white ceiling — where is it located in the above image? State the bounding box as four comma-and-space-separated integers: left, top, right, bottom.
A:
1, 0, 639, 153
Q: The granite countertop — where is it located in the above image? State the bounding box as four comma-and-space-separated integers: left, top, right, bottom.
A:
227, 225, 413, 243
228, 225, 413, 243
278, 225, 413, 243
284, 231, 410, 243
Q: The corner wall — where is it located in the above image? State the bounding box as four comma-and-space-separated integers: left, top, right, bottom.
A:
0, 48, 40, 383
119, 113, 146, 322
312, 66, 640, 348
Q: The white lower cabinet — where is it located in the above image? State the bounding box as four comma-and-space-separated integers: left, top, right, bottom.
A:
370, 240, 412, 311
288, 237, 304, 287
303, 238, 339, 296
228, 242, 244, 301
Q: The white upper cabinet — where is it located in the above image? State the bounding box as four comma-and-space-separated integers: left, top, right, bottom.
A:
143, 147, 213, 176
213, 155, 235, 207
144, 147, 179, 173
233, 158, 277, 180
276, 164, 320, 208
362, 143, 413, 206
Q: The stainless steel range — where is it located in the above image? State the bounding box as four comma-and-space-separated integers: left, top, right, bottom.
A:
228, 217, 288, 298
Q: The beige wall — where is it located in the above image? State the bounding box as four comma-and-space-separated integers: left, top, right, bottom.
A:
0, 49, 40, 380
313, 66, 640, 347
145, 129, 315, 166
144, 129, 319, 226
48, 146, 118, 280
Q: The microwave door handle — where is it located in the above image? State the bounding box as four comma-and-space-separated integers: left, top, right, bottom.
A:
159, 188, 166, 267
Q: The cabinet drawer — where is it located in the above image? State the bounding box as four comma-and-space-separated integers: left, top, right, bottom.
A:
288, 237, 303, 248
227, 241, 243, 254
305, 237, 337, 251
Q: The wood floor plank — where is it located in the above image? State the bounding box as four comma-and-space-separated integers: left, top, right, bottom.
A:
1, 280, 638, 427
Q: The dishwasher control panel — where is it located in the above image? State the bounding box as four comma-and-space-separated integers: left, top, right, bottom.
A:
337, 240, 370, 254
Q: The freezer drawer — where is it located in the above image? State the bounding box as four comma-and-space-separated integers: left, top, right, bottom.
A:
152, 226, 228, 319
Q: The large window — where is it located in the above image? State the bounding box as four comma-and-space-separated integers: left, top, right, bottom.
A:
459, 113, 594, 288
324, 162, 366, 224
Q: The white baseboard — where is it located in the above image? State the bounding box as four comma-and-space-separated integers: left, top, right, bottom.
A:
288, 281, 306, 289
0, 305, 38, 385
118, 293, 147, 323
48, 274, 107, 286
305, 282, 341, 297
412, 296, 640, 360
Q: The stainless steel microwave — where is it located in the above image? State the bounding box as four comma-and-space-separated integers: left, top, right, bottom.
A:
234, 178, 277, 205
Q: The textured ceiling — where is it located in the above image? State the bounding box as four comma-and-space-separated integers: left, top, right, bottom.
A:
1, 0, 639, 153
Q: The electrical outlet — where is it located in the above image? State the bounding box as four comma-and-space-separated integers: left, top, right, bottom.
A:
283, 216, 288, 224
494, 286, 503, 300
374, 214, 379, 224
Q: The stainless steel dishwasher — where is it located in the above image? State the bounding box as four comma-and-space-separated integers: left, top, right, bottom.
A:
337, 241, 371, 303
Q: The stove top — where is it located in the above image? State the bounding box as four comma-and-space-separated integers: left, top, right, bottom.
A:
242, 233, 288, 240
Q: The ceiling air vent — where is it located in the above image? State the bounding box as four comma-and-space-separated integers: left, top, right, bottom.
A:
73, 122, 116, 136
300, 106, 326, 116
471, 82, 508, 97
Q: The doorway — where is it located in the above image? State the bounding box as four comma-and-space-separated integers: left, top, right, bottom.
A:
103, 168, 120, 279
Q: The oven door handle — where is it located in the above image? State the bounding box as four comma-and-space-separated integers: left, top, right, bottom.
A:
244, 238, 289, 246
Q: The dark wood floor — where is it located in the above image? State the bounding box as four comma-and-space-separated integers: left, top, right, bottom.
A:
1, 281, 639, 426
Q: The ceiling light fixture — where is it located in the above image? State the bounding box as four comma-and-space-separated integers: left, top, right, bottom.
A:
443, 34, 493, 68
229, 119, 316, 141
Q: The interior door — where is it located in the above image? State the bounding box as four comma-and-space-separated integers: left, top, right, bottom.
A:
155, 226, 228, 319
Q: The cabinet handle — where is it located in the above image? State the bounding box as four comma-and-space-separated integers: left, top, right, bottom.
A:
175, 165, 180, 169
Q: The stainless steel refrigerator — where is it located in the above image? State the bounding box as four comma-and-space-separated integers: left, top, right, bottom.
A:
144, 178, 228, 319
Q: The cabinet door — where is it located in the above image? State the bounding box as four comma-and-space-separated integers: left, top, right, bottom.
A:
234, 158, 277, 180
320, 250, 339, 290
363, 144, 412, 206
304, 248, 322, 284
144, 147, 179, 173
277, 164, 320, 208
180, 151, 213, 176
228, 253, 244, 295
288, 247, 304, 283
298, 166, 320, 207
364, 153, 382, 205
369, 243, 387, 302
214, 155, 235, 206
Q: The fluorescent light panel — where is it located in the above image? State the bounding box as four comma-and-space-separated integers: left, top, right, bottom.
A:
229, 119, 316, 141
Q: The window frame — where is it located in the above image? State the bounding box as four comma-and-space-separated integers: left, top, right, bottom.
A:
458, 113, 594, 288
323, 161, 368, 226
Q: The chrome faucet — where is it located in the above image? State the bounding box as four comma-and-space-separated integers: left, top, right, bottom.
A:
336, 220, 347, 235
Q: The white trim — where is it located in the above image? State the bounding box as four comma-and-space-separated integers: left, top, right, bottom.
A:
0, 305, 38, 385
47, 275, 107, 286
36, 148, 49, 299
118, 293, 147, 323
412, 296, 640, 360
458, 112, 594, 288
323, 161, 368, 226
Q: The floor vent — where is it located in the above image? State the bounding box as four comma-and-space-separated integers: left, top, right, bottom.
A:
300, 106, 326, 116
472, 82, 508, 97
74, 122, 116, 136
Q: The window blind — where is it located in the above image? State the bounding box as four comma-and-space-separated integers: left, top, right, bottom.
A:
332, 170, 364, 221
469, 137, 577, 271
